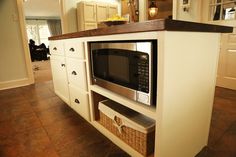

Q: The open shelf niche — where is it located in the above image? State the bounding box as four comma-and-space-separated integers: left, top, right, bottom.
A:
89, 89, 156, 157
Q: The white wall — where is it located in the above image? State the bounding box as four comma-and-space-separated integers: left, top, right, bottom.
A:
23, 0, 60, 18
62, 0, 121, 33
174, 0, 202, 22
0, 0, 29, 85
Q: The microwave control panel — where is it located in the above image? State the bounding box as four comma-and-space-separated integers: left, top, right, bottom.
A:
137, 55, 149, 93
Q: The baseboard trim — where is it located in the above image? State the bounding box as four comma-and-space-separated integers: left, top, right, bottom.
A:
216, 77, 236, 90
0, 78, 34, 90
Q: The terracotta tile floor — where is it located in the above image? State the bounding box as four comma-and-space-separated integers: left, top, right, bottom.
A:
0, 81, 129, 157
196, 87, 236, 157
0, 81, 236, 157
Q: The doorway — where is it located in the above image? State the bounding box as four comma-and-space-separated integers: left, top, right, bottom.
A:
23, 0, 62, 83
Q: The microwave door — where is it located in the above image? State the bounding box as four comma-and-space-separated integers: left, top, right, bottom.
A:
91, 48, 139, 90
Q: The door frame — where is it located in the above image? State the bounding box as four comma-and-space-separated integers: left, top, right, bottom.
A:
16, 0, 34, 85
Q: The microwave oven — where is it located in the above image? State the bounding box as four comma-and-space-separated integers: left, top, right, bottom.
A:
90, 40, 157, 106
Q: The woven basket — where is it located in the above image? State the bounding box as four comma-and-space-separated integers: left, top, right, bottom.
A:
98, 111, 155, 156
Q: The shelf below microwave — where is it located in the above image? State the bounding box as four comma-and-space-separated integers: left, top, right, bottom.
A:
90, 85, 156, 120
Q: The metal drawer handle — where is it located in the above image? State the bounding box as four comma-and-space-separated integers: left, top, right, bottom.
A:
75, 99, 80, 104
69, 48, 75, 52
53, 47, 57, 51
72, 71, 77, 75
61, 64, 66, 67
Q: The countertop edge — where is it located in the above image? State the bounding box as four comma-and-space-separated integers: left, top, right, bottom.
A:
49, 19, 233, 40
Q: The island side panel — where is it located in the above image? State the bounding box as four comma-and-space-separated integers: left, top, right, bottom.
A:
156, 31, 220, 157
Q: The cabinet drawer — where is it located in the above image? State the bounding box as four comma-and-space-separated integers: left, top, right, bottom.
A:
69, 85, 90, 121
84, 23, 97, 30
65, 39, 85, 59
66, 58, 88, 91
49, 40, 64, 56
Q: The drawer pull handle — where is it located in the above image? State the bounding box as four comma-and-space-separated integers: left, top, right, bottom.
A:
72, 71, 77, 75
53, 47, 57, 51
75, 99, 80, 104
61, 64, 66, 67
69, 48, 75, 52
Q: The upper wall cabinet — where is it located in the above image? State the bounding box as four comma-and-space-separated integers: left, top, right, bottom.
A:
83, 2, 97, 23
108, 4, 118, 18
77, 1, 118, 31
97, 4, 108, 22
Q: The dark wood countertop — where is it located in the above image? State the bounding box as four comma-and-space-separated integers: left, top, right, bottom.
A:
49, 19, 233, 40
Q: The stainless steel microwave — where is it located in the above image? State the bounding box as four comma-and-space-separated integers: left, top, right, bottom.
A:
90, 40, 157, 106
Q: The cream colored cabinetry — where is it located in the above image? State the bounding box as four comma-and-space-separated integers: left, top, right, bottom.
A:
85, 32, 220, 157
50, 39, 90, 121
64, 39, 90, 121
108, 4, 118, 18
49, 41, 69, 104
217, 33, 236, 90
77, 2, 97, 31
50, 31, 221, 157
83, 2, 97, 23
77, 1, 118, 31
96, 4, 108, 22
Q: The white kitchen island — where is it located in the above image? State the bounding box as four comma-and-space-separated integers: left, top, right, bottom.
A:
48, 19, 233, 157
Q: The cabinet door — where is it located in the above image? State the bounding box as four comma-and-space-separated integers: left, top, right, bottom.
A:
50, 55, 70, 104
97, 4, 108, 22
66, 58, 88, 91
83, 2, 97, 23
108, 5, 118, 18
84, 23, 97, 30
217, 33, 236, 90
69, 85, 90, 121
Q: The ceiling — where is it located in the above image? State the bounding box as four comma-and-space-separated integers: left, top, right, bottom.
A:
23, 0, 60, 18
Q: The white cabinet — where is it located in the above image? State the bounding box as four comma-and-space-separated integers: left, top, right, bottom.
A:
64, 39, 85, 59
69, 85, 90, 120
49, 40, 65, 56
50, 55, 70, 104
66, 58, 88, 91
50, 39, 90, 121
77, 1, 118, 31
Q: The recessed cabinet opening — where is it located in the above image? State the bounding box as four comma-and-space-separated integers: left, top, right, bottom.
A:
91, 91, 156, 156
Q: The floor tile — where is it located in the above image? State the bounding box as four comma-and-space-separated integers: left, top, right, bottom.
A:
0, 112, 41, 138
0, 102, 33, 122
30, 96, 65, 112
36, 104, 77, 127
0, 128, 59, 157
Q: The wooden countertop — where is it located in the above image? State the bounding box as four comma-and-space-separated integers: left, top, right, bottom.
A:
49, 19, 233, 40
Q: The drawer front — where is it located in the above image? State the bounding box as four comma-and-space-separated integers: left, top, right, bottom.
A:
49, 40, 64, 56
65, 39, 85, 59
69, 85, 90, 121
66, 58, 88, 91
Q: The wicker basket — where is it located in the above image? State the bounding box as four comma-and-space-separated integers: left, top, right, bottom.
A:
98, 100, 155, 156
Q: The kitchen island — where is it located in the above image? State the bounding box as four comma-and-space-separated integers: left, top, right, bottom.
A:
48, 19, 232, 157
